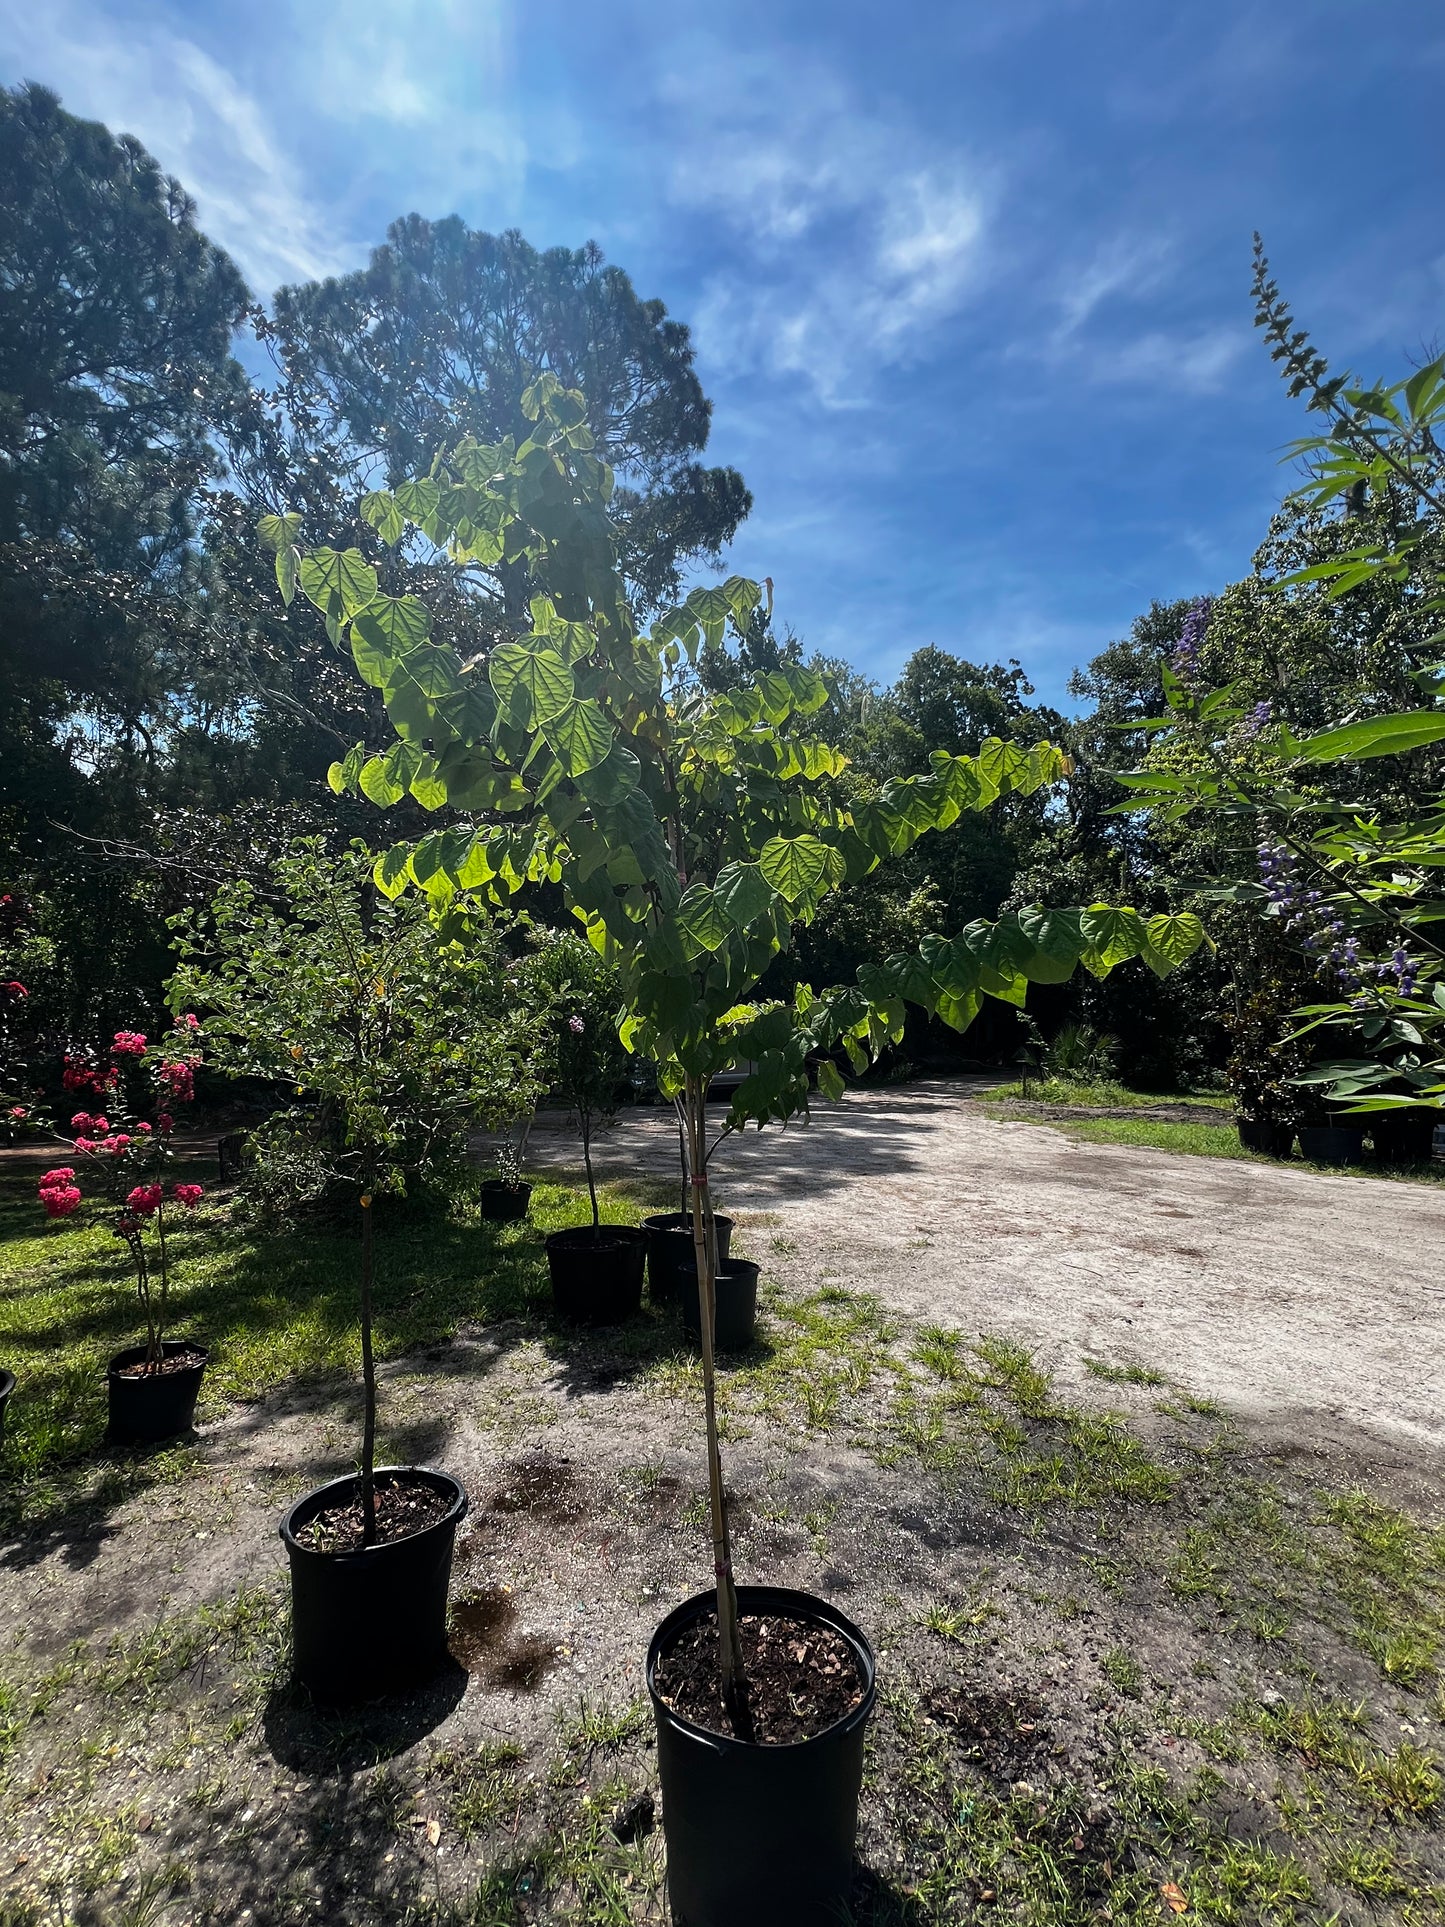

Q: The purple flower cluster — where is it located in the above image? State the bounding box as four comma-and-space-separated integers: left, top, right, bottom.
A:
1388, 946, 1418, 997
1171, 597, 1214, 685
1259, 839, 1421, 1001
1257, 838, 1359, 989
1239, 700, 1274, 741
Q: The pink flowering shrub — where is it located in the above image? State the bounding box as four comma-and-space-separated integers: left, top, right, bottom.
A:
27, 1011, 208, 1365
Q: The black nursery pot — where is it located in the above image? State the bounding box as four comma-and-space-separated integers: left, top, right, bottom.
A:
641, 1212, 734, 1300
480, 1178, 532, 1222
106, 1341, 209, 1443
0, 1368, 14, 1446
1237, 1118, 1296, 1157
1370, 1109, 1438, 1165
679, 1257, 759, 1352
647, 1585, 877, 1927
280, 1466, 468, 1703
1298, 1124, 1366, 1166
546, 1225, 647, 1325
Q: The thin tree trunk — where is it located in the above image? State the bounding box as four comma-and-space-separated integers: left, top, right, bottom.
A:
155, 1205, 169, 1355
684, 1074, 746, 1726
360, 1190, 378, 1545
138, 1241, 159, 1371
583, 1106, 599, 1231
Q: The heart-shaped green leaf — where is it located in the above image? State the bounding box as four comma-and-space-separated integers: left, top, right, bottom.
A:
541, 697, 615, 776
299, 547, 378, 621
489, 641, 574, 725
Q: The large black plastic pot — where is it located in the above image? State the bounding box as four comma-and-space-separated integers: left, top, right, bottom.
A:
280, 1465, 468, 1703
642, 1212, 734, 1299
1370, 1109, 1438, 1165
480, 1178, 532, 1222
647, 1585, 877, 1926
1237, 1118, 1295, 1158
1298, 1125, 1366, 1166
107, 1341, 208, 1443
546, 1225, 646, 1325
0, 1368, 13, 1446
679, 1257, 759, 1352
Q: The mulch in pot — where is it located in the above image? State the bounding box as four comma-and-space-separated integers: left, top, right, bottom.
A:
112, 1345, 207, 1379
653, 1609, 865, 1744
293, 1475, 453, 1554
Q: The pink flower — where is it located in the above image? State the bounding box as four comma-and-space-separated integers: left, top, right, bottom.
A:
158, 1061, 195, 1102
73, 1136, 97, 1153
4, 981, 26, 997
134, 1121, 152, 1135
176, 1013, 201, 1032
126, 1183, 164, 1215
39, 1167, 76, 1188
41, 1185, 81, 1218
156, 1112, 175, 1134
9, 1104, 27, 1120
70, 1112, 94, 1132
112, 1031, 148, 1057
96, 1134, 133, 1156
171, 1183, 203, 1209
568, 1014, 585, 1034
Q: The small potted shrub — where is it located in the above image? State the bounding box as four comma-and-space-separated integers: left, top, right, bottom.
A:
170, 842, 532, 1701
479, 1127, 533, 1220
29, 1019, 209, 1441
266, 377, 1199, 1909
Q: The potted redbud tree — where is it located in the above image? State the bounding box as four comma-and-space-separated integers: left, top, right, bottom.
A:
262, 378, 1201, 1914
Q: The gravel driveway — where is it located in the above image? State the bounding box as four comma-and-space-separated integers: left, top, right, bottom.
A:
531, 1079, 1445, 1476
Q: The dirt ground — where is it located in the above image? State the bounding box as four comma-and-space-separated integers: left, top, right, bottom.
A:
536, 1080, 1445, 1478
1, 1084, 1442, 1924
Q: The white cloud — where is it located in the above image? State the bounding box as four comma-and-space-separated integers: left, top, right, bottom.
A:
0, 0, 352, 292
1097, 327, 1248, 394
1055, 233, 1173, 338
660, 54, 994, 404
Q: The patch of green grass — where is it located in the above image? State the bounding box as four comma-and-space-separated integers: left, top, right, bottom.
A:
883, 1329, 1179, 1516
1086, 1359, 1168, 1387
1102, 1648, 1144, 1697
986, 1079, 1230, 1110
1325, 1840, 1409, 1899
921, 1595, 1002, 1642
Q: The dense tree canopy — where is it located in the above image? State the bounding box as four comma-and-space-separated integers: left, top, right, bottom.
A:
251, 217, 750, 609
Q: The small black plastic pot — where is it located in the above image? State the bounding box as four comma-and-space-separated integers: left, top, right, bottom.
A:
1298, 1124, 1366, 1166
546, 1225, 647, 1325
0, 1368, 14, 1447
280, 1465, 468, 1703
679, 1257, 759, 1353
641, 1212, 734, 1299
1237, 1118, 1295, 1157
106, 1341, 209, 1443
647, 1584, 877, 1927
480, 1178, 532, 1222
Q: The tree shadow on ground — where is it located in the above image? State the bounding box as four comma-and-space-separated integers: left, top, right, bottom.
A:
849, 1866, 931, 1925
263, 1660, 469, 1776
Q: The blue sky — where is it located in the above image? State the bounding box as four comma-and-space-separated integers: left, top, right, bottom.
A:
4, 0, 1443, 707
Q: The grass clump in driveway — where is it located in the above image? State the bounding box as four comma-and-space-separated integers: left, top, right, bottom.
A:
879, 1326, 1185, 1516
